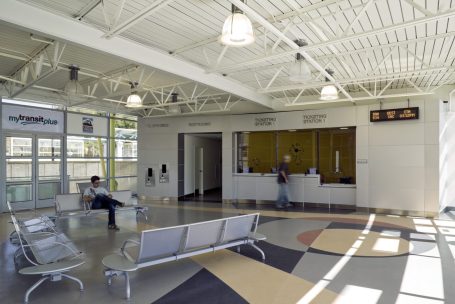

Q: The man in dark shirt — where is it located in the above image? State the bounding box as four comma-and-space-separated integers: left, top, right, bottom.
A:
276, 155, 292, 209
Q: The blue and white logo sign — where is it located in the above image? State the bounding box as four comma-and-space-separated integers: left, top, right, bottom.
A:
2, 104, 64, 133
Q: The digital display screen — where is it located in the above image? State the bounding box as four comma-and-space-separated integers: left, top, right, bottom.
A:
370, 107, 419, 122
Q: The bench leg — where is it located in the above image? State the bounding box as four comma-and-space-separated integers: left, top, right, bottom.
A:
136, 208, 148, 221
61, 274, 84, 291
25, 276, 49, 304
249, 243, 266, 261
124, 272, 131, 299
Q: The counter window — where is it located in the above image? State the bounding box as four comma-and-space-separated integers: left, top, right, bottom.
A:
236, 128, 356, 184
237, 132, 276, 174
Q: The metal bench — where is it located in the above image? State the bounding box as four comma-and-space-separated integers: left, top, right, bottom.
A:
9, 203, 85, 303
55, 190, 148, 220
102, 213, 266, 299
7, 201, 56, 245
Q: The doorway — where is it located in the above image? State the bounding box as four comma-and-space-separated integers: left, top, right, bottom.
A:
5, 133, 63, 210
181, 133, 222, 203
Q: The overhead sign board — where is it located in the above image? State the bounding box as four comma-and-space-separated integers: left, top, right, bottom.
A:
370, 107, 419, 122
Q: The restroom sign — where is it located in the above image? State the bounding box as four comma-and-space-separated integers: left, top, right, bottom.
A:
2, 104, 64, 133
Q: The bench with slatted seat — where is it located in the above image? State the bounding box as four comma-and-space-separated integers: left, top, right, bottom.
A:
7, 201, 56, 245
54, 190, 148, 220
9, 202, 85, 303
102, 213, 266, 299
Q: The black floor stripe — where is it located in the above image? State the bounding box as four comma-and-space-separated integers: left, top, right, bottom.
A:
231, 241, 305, 273
153, 268, 248, 304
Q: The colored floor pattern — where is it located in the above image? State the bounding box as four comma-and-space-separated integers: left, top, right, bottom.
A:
1, 202, 455, 303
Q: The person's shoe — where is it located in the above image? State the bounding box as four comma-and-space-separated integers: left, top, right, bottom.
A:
275, 205, 285, 209
285, 203, 293, 208
118, 202, 125, 208
108, 224, 120, 231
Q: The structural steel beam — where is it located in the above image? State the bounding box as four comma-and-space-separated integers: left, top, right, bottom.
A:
258, 67, 453, 93
227, 0, 354, 102
0, 0, 273, 109
280, 91, 434, 107
209, 8, 455, 74
172, 0, 341, 54
103, 0, 175, 38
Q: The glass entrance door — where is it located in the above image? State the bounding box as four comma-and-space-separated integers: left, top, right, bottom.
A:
36, 137, 62, 208
5, 134, 63, 210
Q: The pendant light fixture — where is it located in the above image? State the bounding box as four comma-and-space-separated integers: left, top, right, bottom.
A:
125, 82, 142, 108
168, 93, 181, 114
289, 40, 312, 82
64, 64, 83, 96
220, 0, 254, 47
320, 69, 339, 100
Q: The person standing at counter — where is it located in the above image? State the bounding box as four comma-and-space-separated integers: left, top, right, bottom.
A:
276, 154, 292, 209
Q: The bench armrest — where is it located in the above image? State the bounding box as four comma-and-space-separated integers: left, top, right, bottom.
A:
120, 239, 141, 257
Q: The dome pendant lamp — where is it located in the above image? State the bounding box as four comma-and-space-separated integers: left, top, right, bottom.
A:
220, 0, 255, 47
125, 82, 142, 108
64, 64, 83, 96
320, 69, 339, 101
289, 39, 312, 82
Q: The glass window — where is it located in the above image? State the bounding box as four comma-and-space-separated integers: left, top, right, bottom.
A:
67, 158, 107, 180
318, 128, 356, 184
111, 119, 137, 139
6, 137, 32, 157
67, 136, 107, 158
111, 159, 137, 176
110, 177, 137, 192
38, 138, 61, 157
237, 132, 276, 173
114, 140, 137, 158
236, 128, 356, 183
7, 184, 32, 202
109, 117, 138, 192
277, 130, 316, 174
6, 159, 32, 182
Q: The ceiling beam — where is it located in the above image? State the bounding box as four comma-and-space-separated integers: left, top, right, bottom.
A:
0, 0, 273, 109
172, 0, 341, 55
229, 31, 455, 75
258, 66, 453, 93
103, 0, 175, 39
226, 0, 354, 102
209, 8, 455, 74
280, 91, 434, 107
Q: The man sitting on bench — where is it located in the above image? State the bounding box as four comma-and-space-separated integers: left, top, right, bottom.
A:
83, 176, 125, 231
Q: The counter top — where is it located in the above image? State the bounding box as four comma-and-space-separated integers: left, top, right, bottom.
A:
320, 183, 356, 188
233, 173, 320, 178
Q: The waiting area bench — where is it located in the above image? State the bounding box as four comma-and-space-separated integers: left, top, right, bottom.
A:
102, 213, 266, 299
55, 190, 148, 220
7, 202, 56, 245
7, 202, 85, 303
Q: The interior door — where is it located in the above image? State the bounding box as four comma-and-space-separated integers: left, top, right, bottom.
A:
198, 147, 204, 195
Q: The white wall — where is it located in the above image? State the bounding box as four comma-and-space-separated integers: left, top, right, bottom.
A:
184, 135, 222, 195
440, 88, 455, 211
137, 119, 178, 198
356, 97, 440, 213
137, 88, 455, 214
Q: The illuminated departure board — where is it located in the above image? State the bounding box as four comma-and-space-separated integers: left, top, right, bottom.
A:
370, 107, 419, 122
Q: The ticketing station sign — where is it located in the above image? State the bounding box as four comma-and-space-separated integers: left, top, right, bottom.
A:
370, 107, 419, 122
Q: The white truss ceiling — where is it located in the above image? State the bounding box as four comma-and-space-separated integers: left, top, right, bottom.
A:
0, 0, 454, 117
